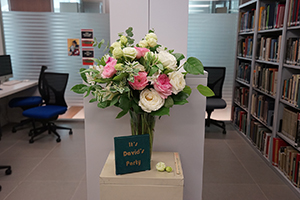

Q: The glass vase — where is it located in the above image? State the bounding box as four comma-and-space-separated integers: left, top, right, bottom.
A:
129, 110, 156, 157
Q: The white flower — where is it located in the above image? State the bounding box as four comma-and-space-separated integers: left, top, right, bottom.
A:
110, 42, 121, 49
112, 47, 123, 59
91, 65, 104, 78
139, 88, 165, 113
168, 71, 186, 94
158, 51, 177, 70
132, 62, 145, 71
123, 47, 137, 61
139, 40, 148, 48
85, 72, 95, 85
147, 38, 157, 47
145, 33, 158, 41
103, 54, 110, 62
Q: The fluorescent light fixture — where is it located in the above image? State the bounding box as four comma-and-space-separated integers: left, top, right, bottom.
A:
189, 4, 210, 8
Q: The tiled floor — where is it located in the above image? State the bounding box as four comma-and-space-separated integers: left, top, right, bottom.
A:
0, 121, 299, 200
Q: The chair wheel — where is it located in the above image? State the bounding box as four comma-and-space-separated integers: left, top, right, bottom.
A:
12, 128, 16, 133
56, 138, 61, 143
29, 138, 34, 143
69, 130, 73, 135
5, 168, 12, 175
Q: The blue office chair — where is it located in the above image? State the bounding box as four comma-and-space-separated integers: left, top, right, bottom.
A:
9, 66, 47, 132
204, 67, 227, 134
23, 72, 72, 143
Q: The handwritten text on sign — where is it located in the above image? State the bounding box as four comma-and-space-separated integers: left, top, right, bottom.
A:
114, 135, 150, 175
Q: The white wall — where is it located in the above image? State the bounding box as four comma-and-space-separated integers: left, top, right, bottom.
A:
0, 3, 5, 55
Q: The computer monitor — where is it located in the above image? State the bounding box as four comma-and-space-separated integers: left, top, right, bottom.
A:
0, 55, 13, 84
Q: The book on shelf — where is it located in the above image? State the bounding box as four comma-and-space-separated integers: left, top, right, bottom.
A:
281, 107, 300, 145
239, 9, 256, 32
253, 64, 278, 96
237, 62, 251, 83
238, 36, 253, 58
272, 137, 288, 166
258, 3, 285, 30
285, 38, 300, 65
264, 132, 272, 158
233, 106, 247, 133
282, 74, 300, 106
258, 36, 281, 62
235, 86, 249, 108
287, 0, 300, 26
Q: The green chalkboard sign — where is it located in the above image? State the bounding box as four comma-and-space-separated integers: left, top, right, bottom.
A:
114, 134, 150, 175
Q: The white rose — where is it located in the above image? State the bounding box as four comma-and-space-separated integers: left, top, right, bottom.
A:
139, 40, 148, 48
147, 38, 157, 48
110, 42, 121, 49
85, 72, 95, 85
139, 88, 165, 113
169, 71, 186, 94
112, 47, 123, 59
123, 47, 137, 61
158, 51, 177, 70
133, 62, 145, 71
145, 33, 158, 41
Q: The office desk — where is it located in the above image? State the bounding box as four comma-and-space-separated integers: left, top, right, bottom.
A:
0, 81, 38, 98
0, 81, 38, 133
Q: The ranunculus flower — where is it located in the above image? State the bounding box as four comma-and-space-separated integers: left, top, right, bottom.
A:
168, 71, 186, 94
110, 42, 121, 49
123, 47, 137, 61
134, 47, 150, 59
101, 57, 117, 78
139, 88, 165, 113
158, 51, 177, 70
154, 74, 172, 99
139, 40, 148, 48
147, 38, 157, 47
112, 47, 123, 59
145, 33, 158, 41
129, 72, 148, 90
120, 35, 128, 45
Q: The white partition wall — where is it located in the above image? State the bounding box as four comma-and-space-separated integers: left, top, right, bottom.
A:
85, 0, 206, 199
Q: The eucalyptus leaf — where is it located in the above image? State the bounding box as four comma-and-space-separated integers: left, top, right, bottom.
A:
197, 84, 215, 97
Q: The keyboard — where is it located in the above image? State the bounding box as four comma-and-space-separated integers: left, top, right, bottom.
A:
2, 80, 22, 86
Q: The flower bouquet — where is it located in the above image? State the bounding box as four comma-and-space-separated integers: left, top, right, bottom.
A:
71, 27, 214, 154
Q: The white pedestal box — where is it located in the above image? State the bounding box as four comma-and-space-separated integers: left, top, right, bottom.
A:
100, 151, 184, 200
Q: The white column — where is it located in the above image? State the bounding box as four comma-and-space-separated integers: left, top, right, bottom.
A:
85, 1, 206, 199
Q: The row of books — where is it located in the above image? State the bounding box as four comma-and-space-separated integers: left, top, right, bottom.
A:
258, 3, 285, 31
252, 64, 278, 96
273, 138, 300, 187
234, 87, 249, 108
285, 38, 300, 65
237, 62, 251, 83
249, 119, 272, 157
238, 36, 253, 58
287, 0, 300, 27
251, 93, 274, 127
257, 35, 282, 62
232, 106, 247, 134
281, 107, 300, 145
239, 9, 256, 32
282, 74, 300, 107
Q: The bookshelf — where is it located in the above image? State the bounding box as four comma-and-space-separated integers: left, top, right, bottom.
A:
233, 0, 300, 196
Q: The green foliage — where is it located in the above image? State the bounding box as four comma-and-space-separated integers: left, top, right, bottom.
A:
151, 107, 170, 116
164, 97, 174, 108
183, 57, 204, 75
71, 84, 89, 94
197, 85, 215, 97
182, 85, 192, 96
172, 91, 189, 105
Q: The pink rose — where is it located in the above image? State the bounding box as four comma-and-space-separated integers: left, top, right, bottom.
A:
134, 47, 150, 59
102, 57, 117, 78
129, 72, 149, 90
154, 74, 172, 99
